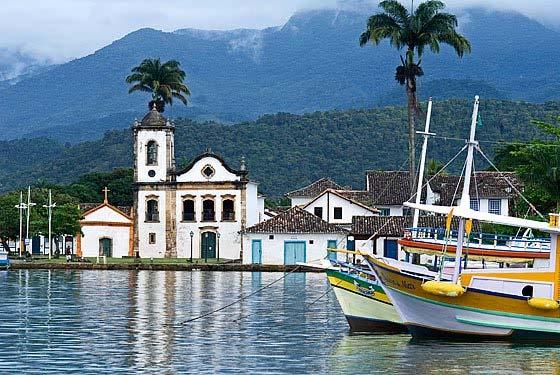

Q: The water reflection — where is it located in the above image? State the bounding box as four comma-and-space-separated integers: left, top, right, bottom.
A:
3, 269, 560, 374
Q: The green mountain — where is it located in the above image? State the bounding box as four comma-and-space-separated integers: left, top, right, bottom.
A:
0, 8, 559, 140
0, 99, 557, 197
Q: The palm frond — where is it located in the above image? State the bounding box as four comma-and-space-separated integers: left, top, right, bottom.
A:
378, 0, 409, 24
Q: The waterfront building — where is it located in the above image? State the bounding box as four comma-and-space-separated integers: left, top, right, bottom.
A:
77, 190, 133, 258
286, 178, 343, 207
133, 106, 265, 260
243, 206, 347, 265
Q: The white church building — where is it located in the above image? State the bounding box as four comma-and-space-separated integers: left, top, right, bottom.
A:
133, 106, 265, 260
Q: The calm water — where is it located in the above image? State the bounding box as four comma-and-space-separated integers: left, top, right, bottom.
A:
2, 270, 560, 374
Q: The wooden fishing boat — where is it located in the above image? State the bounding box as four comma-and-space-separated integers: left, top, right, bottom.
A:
398, 230, 550, 263
326, 259, 406, 332
367, 96, 560, 341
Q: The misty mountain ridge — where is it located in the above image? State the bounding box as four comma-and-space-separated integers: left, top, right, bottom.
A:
1, 7, 559, 141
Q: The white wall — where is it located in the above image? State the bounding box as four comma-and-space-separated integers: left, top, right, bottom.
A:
176, 156, 239, 182
137, 190, 166, 258
81, 225, 130, 258
246, 182, 260, 227
242, 233, 347, 265
136, 130, 168, 183
175, 188, 243, 260
304, 192, 375, 224
377, 205, 404, 216
290, 197, 312, 207
457, 197, 510, 216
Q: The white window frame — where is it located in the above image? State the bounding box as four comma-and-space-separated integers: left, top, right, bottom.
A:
470, 198, 479, 211
488, 199, 501, 215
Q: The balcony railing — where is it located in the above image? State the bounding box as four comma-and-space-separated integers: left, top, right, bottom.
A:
145, 212, 160, 222
202, 210, 215, 221
183, 212, 195, 221
222, 211, 235, 221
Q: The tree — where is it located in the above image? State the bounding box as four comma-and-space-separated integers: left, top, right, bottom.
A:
495, 116, 560, 214
0, 192, 21, 253
360, 0, 471, 194
126, 58, 190, 112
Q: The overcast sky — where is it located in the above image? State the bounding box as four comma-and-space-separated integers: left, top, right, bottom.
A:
1, 0, 559, 63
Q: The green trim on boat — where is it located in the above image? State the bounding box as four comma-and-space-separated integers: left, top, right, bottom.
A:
456, 316, 560, 334
389, 286, 560, 324
326, 269, 384, 293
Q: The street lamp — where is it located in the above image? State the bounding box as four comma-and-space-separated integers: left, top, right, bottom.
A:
25, 186, 36, 251
216, 232, 220, 262
189, 231, 194, 263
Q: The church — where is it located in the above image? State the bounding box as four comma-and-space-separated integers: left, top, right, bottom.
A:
133, 106, 265, 260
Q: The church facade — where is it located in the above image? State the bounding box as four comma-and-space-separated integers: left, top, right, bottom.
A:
133, 107, 265, 260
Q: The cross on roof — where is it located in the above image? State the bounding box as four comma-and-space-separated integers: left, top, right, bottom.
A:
102, 187, 110, 204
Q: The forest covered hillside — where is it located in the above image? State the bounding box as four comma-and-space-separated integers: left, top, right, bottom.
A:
0, 99, 557, 197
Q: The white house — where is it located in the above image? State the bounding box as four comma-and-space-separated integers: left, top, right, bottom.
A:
242, 206, 348, 265
77, 192, 133, 258
133, 106, 265, 260
286, 178, 343, 207
302, 189, 379, 228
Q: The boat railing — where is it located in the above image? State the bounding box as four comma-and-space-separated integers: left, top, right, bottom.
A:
406, 227, 551, 252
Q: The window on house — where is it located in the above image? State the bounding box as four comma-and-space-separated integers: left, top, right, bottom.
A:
202, 199, 215, 221
183, 199, 195, 221
313, 207, 323, 219
269, 235, 274, 240
146, 199, 159, 222
334, 207, 342, 220
309, 240, 314, 244
379, 208, 390, 217
222, 199, 235, 221
149, 233, 156, 244
470, 198, 480, 211
489, 199, 501, 215
146, 141, 158, 166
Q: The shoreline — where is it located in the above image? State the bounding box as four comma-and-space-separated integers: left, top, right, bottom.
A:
7, 262, 322, 272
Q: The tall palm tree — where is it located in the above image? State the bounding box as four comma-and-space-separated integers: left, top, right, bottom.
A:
360, 0, 471, 194
126, 58, 190, 112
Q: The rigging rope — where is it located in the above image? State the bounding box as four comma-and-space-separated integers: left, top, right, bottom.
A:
178, 265, 301, 325
476, 145, 545, 219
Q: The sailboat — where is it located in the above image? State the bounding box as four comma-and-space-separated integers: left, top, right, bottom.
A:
367, 96, 560, 340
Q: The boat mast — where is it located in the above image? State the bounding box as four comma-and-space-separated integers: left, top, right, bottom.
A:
452, 95, 480, 283
412, 98, 435, 229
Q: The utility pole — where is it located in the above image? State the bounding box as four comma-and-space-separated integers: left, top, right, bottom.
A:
25, 186, 36, 251
15, 192, 27, 257
42, 190, 56, 260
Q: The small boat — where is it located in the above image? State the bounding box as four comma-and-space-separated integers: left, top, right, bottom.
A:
399, 227, 550, 264
367, 96, 560, 341
0, 250, 10, 269
326, 258, 406, 332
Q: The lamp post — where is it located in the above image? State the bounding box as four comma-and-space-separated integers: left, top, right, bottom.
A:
189, 231, 194, 263
217, 232, 220, 262
42, 189, 56, 260
14, 192, 27, 257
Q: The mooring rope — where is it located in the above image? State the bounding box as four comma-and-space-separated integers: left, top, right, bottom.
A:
178, 265, 302, 325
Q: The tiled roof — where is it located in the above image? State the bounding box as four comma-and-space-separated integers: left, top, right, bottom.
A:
286, 178, 343, 198
430, 172, 521, 205
351, 215, 479, 238
245, 206, 348, 234
140, 107, 167, 127
366, 171, 416, 206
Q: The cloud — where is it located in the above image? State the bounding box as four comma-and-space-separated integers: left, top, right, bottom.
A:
0, 0, 558, 63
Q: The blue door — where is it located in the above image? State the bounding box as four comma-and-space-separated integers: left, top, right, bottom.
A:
327, 240, 337, 260
284, 241, 306, 265
251, 240, 262, 264
384, 239, 398, 260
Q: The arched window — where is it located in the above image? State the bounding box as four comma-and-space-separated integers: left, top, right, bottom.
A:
146, 141, 158, 166
183, 199, 195, 221
202, 199, 215, 221
222, 199, 235, 221
146, 199, 159, 222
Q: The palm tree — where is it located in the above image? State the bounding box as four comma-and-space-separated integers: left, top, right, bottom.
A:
126, 58, 190, 112
360, 0, 471, 194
